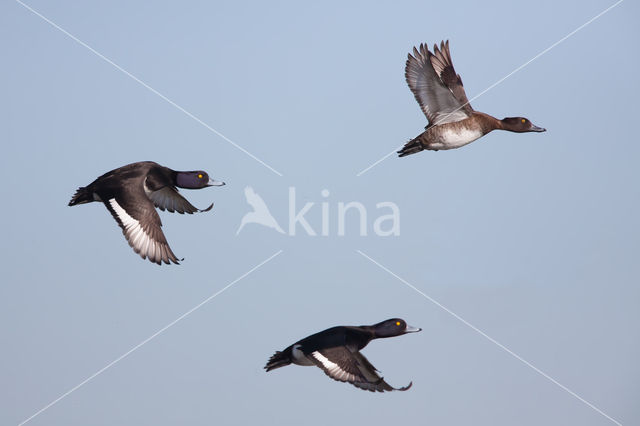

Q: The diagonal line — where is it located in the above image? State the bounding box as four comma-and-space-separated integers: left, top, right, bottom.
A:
14, 0, 283, 177
356, 249, 622, 426
18, 250, 283, 426
356, 0, 624, 177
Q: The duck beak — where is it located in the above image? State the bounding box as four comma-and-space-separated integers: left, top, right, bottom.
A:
207, 178, 226, 187
405, 325, 422, 333
530, 124, 546, 132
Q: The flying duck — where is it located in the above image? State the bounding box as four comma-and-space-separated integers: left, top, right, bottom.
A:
68, 161, 225, 265
265, 318, 421, 392
398, 41, 545, 156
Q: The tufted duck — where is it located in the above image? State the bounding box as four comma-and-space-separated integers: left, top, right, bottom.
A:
68, 161, 225, 265
398, 41, 545, 156
265, 318, 421, 392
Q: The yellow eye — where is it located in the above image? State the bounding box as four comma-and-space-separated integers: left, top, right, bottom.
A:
521, 119, 526, 123
396, 321, 401, 326
197, 174, 203, 179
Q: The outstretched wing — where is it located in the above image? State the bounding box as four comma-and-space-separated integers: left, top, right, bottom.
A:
351, 352, 412, 392
405, 43, 470, 126
103, 189, 180, 265
148, 186, 213, 214
309, 348, 411, 392
428, 40, 473, 113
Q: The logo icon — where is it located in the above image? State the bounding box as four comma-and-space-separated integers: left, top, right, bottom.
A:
236, 186, 285, 235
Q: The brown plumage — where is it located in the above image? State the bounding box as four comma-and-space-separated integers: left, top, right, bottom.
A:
399, 41, 545, 157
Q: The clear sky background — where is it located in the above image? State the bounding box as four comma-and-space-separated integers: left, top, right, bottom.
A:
1, 0, 638, 425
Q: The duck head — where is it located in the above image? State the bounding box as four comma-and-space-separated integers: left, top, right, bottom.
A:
176, 171, 225, 189
373, 318, 422, 338
501, 117, 546, 133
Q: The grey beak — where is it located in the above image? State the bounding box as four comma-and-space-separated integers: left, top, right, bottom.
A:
207, 178, 226, 187
530, 125, 546, 132
405, 325, 422, 333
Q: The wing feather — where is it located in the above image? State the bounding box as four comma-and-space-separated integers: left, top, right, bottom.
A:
104, 196, 180, 265
148, 186, 213, 214
309, 348, 411, 392
429, 40, 473, 112
405, 42, 470, 126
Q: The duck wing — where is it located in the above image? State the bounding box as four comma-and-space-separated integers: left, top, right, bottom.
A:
102, 186, 180, 265
405, 43, 470, 126
428, 40, 473, 113
351, 352, 412, 392
148, 185, 213, 214
309, 348, 411, 392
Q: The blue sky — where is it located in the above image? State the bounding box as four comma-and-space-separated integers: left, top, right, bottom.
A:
1, 0, 638, 425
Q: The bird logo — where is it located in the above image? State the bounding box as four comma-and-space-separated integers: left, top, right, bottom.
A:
236, 186, 284, 235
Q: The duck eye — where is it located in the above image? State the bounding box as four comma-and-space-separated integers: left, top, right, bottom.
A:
521, 119, 526, 123
197, 174, 203, 179
396, 321, 401, 326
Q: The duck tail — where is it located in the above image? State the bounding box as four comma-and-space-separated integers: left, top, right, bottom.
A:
397, 135, 425, 157
264, 349, 292, 372
68, 187, 93, 206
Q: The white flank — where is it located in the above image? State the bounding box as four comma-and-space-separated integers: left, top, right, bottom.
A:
291, 345, 313, 366
441, 127, 483, 149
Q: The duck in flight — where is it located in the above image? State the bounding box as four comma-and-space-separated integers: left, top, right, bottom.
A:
265, 318, 421, 392
398, 41, 545, 157
69, 161, 225, 265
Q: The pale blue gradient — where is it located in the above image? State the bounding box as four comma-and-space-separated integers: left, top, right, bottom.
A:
1, 1, 638, 425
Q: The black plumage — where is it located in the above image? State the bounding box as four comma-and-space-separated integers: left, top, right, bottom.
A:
265, 318, 421, 392
69, 161, 224, 265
